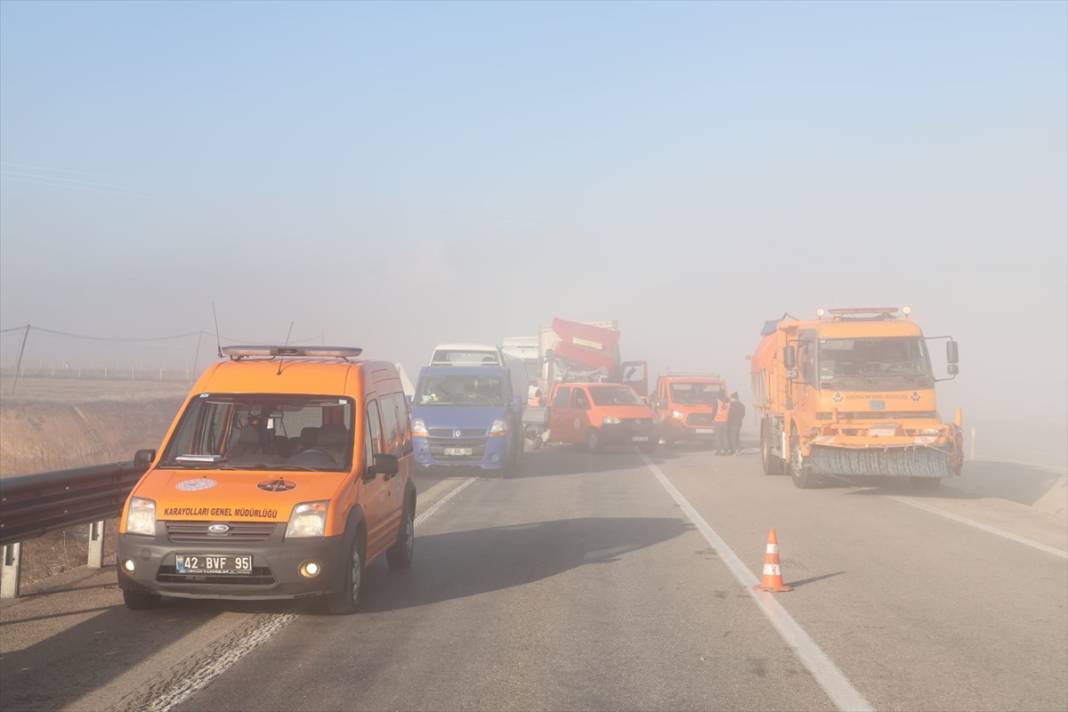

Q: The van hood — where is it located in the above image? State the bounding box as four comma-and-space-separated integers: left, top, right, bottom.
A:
598, 404, 655, 419
133, 468, 345, 522
412, 405, 506, 431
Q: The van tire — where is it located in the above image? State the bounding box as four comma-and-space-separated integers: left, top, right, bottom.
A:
586, 429, 601, 453
387, 502, 415, 570
122, 589, 161, 610
325, 533, 364, 614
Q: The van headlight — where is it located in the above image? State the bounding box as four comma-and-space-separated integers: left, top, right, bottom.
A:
126, 497, 156, 536
488, 419, 508, 437
603, 416, 621, 425
411, 418, 429, 438
671, 410, 684, 420
286, 501, 328, 538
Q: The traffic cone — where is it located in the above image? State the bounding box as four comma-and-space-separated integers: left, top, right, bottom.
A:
752, 528, 792, 592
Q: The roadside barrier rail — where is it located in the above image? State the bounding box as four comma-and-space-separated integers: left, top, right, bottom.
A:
0, 460, 147, 598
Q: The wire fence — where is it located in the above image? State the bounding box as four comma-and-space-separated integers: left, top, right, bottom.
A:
0, 324, 325, 396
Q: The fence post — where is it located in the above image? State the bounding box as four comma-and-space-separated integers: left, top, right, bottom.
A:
10, 324, 31, 395
1, 542, 23, 599
87, 520, 106, 568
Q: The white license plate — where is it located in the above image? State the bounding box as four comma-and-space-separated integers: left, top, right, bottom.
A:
175, 554, 252, 575
696, 428, 716, 434
443, 447, 473, 456
631, 436, 649, 442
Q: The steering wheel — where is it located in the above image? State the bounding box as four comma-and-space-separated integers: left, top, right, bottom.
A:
295, 448, 338, 464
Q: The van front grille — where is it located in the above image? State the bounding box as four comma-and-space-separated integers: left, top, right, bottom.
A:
165, 521, 278, 544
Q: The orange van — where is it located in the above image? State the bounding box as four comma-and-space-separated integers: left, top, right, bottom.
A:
117, 346, 415, 614
546, 382, 656, 452
651, 374, 727, 446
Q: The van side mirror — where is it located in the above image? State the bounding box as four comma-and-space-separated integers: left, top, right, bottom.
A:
946, 340, 959, 365
783, 345, 797, 369
134, 449, 156, 467
371, 453, 399, 476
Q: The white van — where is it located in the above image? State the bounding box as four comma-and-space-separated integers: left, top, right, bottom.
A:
429, 343, 503, 366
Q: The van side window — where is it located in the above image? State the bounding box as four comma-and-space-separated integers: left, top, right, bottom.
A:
379, 395, 398, 454
365, 400, 383, 469
571, 388, 590, 410
392, 393, 411, 444
552, 387, 571, 408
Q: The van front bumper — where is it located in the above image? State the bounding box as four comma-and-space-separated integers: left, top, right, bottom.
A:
661, 419, 721, 440
117, 525, 347, 600
413, 435, 511, 470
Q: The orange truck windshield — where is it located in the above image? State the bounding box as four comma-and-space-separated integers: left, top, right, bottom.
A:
817, 338, 933, 390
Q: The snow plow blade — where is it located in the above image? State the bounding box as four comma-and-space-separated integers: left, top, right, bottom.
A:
808, 446, 952, 478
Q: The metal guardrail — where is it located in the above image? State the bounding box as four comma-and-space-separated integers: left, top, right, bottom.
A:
0, 460, 147, 598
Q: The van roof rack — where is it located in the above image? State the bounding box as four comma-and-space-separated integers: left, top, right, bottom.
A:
222, 345, 363, 361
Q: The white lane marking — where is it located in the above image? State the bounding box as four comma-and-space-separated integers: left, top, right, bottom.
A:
147, 476, 477, 712
888, 496, 1068, 560
415, 477, 476, 527
145, 613, 296, 712
641, 454, 874, 712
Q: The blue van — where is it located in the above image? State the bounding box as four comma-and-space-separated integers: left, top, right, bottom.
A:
411, 366, 523, 475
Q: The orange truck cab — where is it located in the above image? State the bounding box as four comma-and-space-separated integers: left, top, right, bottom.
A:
117, 346, 416, 614
651, 374, 727, 445
546, 382, 656, 452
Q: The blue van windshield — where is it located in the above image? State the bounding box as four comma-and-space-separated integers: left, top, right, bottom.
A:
416, 374, 508, 406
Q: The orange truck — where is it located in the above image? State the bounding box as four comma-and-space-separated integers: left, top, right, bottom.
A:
650, 374, 727, 446
750, 307, 962, 489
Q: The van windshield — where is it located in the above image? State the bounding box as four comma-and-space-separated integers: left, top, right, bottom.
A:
161, 394, 354, 472
670, 382, 724, 404
416, 374, 508, 406
589, 386, 643, 406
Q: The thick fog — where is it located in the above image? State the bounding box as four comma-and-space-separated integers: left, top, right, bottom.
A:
2, 2, 1066, 436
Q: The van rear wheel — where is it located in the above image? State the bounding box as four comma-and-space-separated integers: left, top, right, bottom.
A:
387, 503, 415, 570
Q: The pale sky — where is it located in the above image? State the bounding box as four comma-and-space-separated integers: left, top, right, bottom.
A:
1, 1, 1065, 424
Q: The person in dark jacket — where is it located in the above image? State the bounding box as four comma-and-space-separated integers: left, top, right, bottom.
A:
727, 392, 746, 454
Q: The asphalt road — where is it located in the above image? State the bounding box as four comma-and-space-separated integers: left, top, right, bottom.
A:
1, 446, 1065, 712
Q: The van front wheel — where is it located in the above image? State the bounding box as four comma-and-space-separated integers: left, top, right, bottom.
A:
325, 535, 364, 614
122, 589, 161, 610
